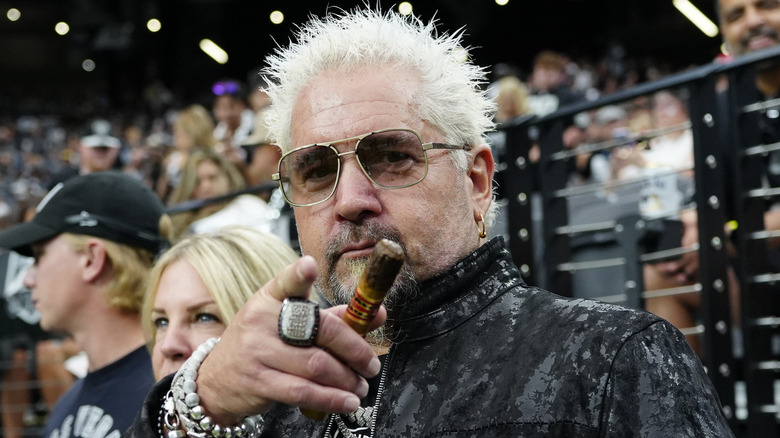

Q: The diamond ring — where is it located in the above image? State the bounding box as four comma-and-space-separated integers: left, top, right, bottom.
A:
278, 297, 320, 347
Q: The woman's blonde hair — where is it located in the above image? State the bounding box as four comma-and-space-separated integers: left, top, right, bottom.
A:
495, 76, 530, 122
168, 149, 246, 238
141, 226, 299, 348
174, 104, 216, 151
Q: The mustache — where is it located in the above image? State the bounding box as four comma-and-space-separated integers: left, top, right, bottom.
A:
741, 26, 780, 48
324, 222, 406, 273
322, 221, 418, 325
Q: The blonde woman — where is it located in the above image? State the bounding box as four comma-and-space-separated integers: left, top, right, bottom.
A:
141, 226, 300, 380
167, 149, 275, 240
157, 104, 216, 201
494, 75, 531, 123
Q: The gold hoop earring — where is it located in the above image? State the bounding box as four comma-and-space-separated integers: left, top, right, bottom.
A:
477, 213, 487, 239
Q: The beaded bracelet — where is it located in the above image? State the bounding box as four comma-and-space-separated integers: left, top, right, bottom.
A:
163, 338, 263, 438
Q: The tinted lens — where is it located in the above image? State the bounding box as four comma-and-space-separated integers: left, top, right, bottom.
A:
279, 145, 339, 205
357, 130, 428, 187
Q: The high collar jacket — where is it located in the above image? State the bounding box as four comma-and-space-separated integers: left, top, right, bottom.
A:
126, 237, 733, 438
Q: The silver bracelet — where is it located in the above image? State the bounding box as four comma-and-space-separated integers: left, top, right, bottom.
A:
166, 338, 263, 438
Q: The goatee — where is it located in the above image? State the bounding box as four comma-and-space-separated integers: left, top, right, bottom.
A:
320, 222, 419, 345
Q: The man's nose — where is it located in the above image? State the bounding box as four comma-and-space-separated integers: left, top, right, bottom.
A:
744, 6, 768, 28
23, 265, 36, 289
332, 156, 382, 221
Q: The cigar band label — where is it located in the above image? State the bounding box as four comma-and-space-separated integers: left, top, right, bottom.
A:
345, 288, 383, 323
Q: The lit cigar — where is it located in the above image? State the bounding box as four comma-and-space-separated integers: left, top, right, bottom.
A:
302, 238, 404, 420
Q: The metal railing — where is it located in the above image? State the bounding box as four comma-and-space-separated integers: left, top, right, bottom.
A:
501, 44, 780, 437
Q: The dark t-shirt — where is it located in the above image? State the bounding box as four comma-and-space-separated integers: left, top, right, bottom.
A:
44, 346, 154, 438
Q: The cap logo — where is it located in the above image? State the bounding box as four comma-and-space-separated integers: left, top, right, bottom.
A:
65, 211, 98, 227
36, 183, 64, 213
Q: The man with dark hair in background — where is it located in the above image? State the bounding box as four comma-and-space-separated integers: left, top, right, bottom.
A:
212, 79, 255, 169
647, 0, 780, 336
717, 0, 780, 244
526, 50, 584, 117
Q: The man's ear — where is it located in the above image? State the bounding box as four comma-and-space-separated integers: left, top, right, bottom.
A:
80, 239, 110, 283
467, 143, 495, 214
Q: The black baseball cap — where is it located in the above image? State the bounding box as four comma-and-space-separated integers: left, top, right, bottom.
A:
0, 171, 169, 257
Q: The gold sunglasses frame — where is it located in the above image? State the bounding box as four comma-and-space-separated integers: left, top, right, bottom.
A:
271, 128, 469, 207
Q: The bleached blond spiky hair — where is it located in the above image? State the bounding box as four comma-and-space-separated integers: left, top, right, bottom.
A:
262, 6, 498, 227
263, 7, 495, 152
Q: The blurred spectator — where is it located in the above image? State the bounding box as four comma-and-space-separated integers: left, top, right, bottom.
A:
156, 105, 216, 202
582, 104, 632, 183
168, 149, 276, 241
573, 91, 702, 352
527, 50, 584, 116
488, 75, 533, 199
241, 72, 282, 198
626, 96, 653, 134
494, 76, 531, 124
570, 57, 600, 100
211, 79, 254, 169
486, 62, 521, 100
629, 90, 693, 182
46, 120, 122, 189
121, 123, 152, 183
246, 68, 271, 114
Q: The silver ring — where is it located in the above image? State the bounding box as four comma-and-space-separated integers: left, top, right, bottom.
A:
278, 297, 320, 347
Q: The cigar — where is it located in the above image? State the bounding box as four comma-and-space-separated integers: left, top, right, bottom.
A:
342, 239, 404, 334
302, 238, 404, 420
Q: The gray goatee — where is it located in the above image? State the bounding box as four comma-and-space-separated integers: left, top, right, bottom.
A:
320, 222, 418, 346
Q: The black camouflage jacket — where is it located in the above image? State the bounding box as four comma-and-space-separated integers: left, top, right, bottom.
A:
125, 237, 734, 438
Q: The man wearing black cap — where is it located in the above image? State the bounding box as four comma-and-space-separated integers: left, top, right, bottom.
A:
0, 171, 171, 438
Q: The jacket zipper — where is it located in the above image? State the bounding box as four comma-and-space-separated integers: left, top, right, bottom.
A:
322, 343, 392, 438
324, 414, 334, 437
369, 343, 392, 438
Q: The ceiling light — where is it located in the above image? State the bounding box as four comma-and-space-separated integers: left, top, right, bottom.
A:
7, 8, 20, 21
82, 59, 96, 72
673, 0, 718, 37
55, 22, 69, 36
147, 18, 161, 32
199, 39, 228, 64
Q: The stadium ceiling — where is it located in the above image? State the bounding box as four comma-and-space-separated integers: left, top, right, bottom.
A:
0, 0, 721, 114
